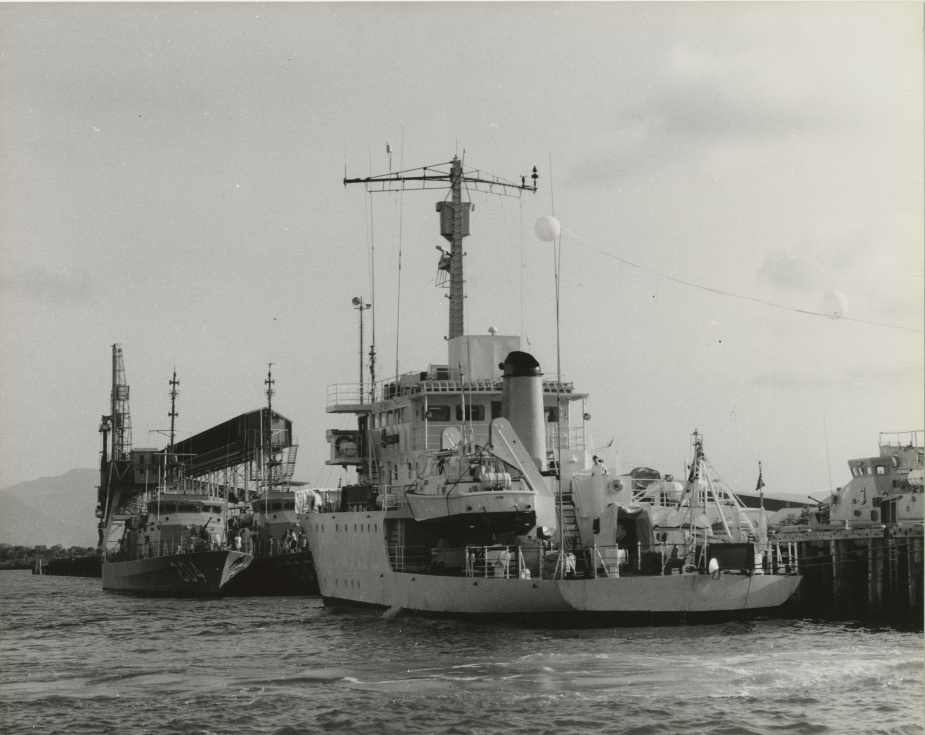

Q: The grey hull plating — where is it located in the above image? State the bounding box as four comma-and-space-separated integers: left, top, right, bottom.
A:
303, 510, 800, 617
102, 550, 252, 595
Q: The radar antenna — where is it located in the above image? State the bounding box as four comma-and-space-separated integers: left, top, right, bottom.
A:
344, 155, 538, 339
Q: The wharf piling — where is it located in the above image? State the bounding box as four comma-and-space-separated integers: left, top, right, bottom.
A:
780, 524, 923, 625
33, 555, 102, 578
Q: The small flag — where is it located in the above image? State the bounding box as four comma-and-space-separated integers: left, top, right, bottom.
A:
595, 437, 615, 451
755, 466, 765, 492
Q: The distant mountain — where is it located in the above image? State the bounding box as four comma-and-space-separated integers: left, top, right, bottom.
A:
0, 468, 98, 547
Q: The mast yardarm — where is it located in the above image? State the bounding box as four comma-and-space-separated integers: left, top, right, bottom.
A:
344, 156, 537, 339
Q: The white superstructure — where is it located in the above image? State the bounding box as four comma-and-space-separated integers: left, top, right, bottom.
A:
299, 155, 800, 621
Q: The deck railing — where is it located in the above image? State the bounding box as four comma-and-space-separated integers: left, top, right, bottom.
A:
104, 535, 308, 563
464, 545, 526, 578
379, 486, 411, 512
328, 375, 579, 410
379, 539, 800, 580
105, 537, 217, 563
387, 545, 431, 572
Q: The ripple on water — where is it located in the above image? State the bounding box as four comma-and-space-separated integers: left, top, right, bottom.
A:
1, 574, 922, 735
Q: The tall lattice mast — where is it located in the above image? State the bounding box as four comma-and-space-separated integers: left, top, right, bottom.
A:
264, 363, 280, 484
168, 370, 179, 448
344, 155, 537, 339
166, 369, 180, 483
110, 344, 132, 462
265, 362, 275, 448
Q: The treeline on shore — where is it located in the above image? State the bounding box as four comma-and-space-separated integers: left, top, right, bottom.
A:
0, 543, 96, 570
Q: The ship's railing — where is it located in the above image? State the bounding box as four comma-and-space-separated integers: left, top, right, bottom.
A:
386, 543, 535, 579
385, 540, 803, 580
879, 430, 923, 450
621, 541, 800, 577
295, 488, 344, 514
328, 373, 581, 410
764, 542, 800, 575
104, 534, 309, 563
105, 537, 219, 563
231, 534, 308, 557
464, 545, 527, 578
558, 541, 800, 579
379, 486, 411, 512
567, 424, 586, 450
327, 383, 375, 407
387, 545, 431, 572
545, 423, 586, 453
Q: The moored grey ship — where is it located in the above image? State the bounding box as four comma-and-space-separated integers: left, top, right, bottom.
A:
298, 155, 801, 622
97, 350, 252, 595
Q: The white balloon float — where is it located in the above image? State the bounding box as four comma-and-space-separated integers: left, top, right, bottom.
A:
820, 291, 849, 319
534, 215, 561, 243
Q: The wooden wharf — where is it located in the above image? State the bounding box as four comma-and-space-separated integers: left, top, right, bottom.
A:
33, 555, 102, 578
778, 524, 923, 625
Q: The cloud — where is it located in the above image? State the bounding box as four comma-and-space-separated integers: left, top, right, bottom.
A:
565, 7, 908, 190
0, 260, 96, 305
753, 214, 924, 329
756, 250, 817, 292
566, 52, 814, 189
745, 363, 924, 392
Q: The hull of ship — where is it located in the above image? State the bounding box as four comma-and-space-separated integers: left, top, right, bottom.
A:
102, 550, 252, 595
225, 551, 318, 596
303, 510, 801, 622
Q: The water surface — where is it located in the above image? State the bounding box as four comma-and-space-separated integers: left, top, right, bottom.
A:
1, 571, 921, 734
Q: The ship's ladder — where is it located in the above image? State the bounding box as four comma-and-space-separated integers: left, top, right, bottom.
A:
558, 492, 589, 575
365, 433, 382, 485
282, 445, 299, 482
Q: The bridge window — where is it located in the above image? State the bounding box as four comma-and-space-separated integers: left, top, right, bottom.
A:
876, 466, 885, 475
426, 405, 451, 422
456, 405, 485, 421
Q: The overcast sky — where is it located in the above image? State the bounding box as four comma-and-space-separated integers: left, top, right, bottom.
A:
1, 2, 922, 500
